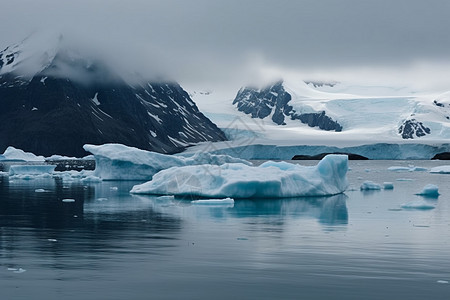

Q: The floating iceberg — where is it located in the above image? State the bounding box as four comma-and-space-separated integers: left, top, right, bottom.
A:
1, 146, 45, 161
401, 200, 435, 210
130, 155, 349, 198
430, 166, 450, 174
383, 182, 394, 190
360, 181, 382, 191
191, 198, 235, 206
83, 143, 251, 180
9, 165, 55, 176
415, 184, 439, 197
388, 166, 427, 172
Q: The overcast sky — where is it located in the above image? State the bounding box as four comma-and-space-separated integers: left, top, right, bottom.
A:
1, 0, 450, 90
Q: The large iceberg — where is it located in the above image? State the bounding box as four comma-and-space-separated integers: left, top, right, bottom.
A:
130, 154, 348, 198
83, 144, 251, 180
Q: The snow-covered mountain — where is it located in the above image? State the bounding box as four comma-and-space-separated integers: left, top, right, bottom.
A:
0, 32, 226, 157
190, 79, 450, 144
185, 78, 450, 159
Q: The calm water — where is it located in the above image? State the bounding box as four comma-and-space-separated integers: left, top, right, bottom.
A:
1, 160, 450, 300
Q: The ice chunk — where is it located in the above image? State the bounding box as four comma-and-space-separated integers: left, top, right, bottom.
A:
62, 198, 75, 203
35, 188, 47, 193
1, 146, 45, 161
191, 198, 235, 205
383, 182, 394, 190
9, 165, 55, 176
360, 181, 381, 190
401, 200, 435, 210
430, 166, 450, 174
388, 166, 427, 172
83, 143, 252, 180
130, 155, 348, 198
415, 184, 439, 197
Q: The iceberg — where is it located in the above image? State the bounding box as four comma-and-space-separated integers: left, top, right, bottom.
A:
430, 166, 450, 174
1, 146, 45, 161
130, 154, 349, 198
360, 181, 382, 191
191, 198, 235, 206
83, 143, 251, 180
9, 165, 56, 176
388, 166, 427, 172
401, 200, 435, 210
415, 184, 439, 197
383, 182, 394, 190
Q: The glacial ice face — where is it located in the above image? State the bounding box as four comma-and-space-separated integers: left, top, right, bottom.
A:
83, 143, 251, 181
130, 154, 349, 198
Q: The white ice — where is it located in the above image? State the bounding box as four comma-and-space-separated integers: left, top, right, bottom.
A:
84, 143, 251, 180
415, 184, 439, 197
401, 200, 435, 210
191, 198, 235, 205
0, 146, 45, 161
130, 155, 348, 198
9, 165, 55, 176
430, 166, 450, 174
388, 166, 427, 172
360, 181, 382, 191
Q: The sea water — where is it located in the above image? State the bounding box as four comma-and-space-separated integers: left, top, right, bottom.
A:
1, 160, 450, 299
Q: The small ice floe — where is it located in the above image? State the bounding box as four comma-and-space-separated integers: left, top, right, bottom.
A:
47, 239, 57, 242
430, 166, 450, 174
415, 184, 439, 197
437, 280, 449, 284
62, 199, 75, 203
191, 198, 235, 206
383, 182, 394, 190
7, 268, 26, 274
96, 197, 108, 202
9, 165, 56, 176
388, 166, 427, 172
80, 175, 101, 183
396, 178, 413, 181
401, 200, 435, 210
35, 188, 47, 193
360, 181, 381, 191
110, 186, 118, 191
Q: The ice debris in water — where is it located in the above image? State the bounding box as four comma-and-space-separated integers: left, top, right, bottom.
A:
388, 166, 427, 172
62, 198, 75, 203
360, 181, 382, 191
415, 184, 439, 197
7, 268, 27, 273
383, 182, 394, 190
430, 166, 450, 174
401, 200, 435, 210
83, 143, 252, 181
35, 188, 47, 193
191, 198, 235, 205
130, 155, 349, 198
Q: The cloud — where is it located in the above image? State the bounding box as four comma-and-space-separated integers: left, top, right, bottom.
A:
1, 0, 450, 90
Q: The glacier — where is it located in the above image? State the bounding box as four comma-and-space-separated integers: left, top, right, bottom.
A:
185, 142, 450, 160
130, 154, 349, 198
84, 143, 251, 180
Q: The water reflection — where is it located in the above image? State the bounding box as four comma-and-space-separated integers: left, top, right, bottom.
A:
133, 193, 349, 228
